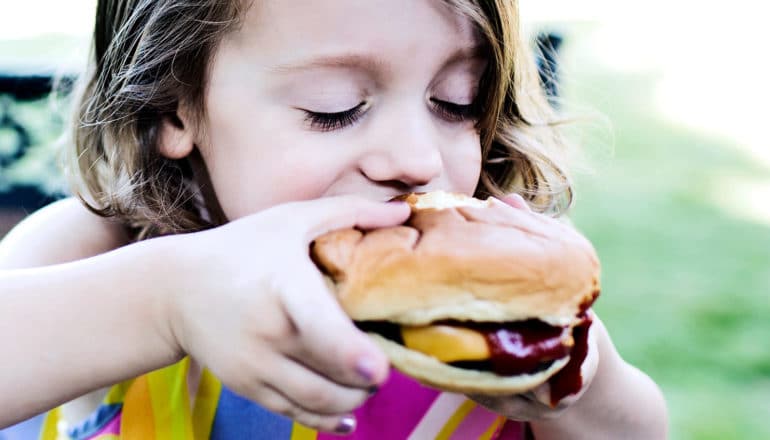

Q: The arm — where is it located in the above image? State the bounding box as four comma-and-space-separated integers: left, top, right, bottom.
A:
0, 200, 184, 427
470, 196, 668, 439
1, 196, 413, 433
0, 198, 130, 269
529, 318, 668, 440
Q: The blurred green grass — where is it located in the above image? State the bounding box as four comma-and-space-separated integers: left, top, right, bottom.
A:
3, 31, 770, 439
562, 48, 770, 438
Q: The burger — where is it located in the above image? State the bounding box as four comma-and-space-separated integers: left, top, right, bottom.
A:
310, 191, 600, 401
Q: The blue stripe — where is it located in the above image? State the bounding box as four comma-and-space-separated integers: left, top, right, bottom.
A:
210, 387, 293, 440
0, 414, 45, 440
67, 403, 123, 440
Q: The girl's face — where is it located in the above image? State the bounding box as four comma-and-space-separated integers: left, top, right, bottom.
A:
192, 0, 485, 220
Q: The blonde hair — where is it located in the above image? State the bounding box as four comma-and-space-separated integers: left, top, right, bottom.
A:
68, 0, 573, 239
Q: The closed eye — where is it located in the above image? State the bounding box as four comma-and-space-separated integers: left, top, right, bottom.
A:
430, 98, 480, 123
303, 102, 366, 132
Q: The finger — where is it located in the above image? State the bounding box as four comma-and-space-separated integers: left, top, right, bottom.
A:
457, 200, 551, 237
498, 193, 532, 212
529, 381, 574, 411
251, 381, 357, 434
490, 197, 580, 237
531, 381, 555, 408
530, 374, 585, 415
489, 197, 554, 228
581, 312, 600, 387
280, 259, 389, 389
298, 196, 411, 239
531, 315, 600, 408
262, 353, 370, 415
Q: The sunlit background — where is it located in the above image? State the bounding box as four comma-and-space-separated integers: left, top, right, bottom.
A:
1, 1, 769, 438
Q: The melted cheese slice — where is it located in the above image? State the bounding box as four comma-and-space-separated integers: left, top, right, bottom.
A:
401, 324, 491, 362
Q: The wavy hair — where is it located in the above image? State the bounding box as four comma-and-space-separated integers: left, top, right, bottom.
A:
67, 0, 573, 239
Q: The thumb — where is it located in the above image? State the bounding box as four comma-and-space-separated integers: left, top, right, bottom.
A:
300, 196, 411, 240
498, 193, 532, 212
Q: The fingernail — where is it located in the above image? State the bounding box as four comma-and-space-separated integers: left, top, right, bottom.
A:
355, 358, 377, 383
386, 200, 409, 208
335, 416, 356, 434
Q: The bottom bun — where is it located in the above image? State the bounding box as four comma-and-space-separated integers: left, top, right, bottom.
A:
370, 333, 569, 395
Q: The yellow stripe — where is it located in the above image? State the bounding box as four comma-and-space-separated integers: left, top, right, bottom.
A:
434, 399, 477, 440
148, 366, 174, 439
147, 359, 193, 440
192, 368, 222, 440
122, 375, 156, 440
290, 422, 318, 440
104, 380, 132, 405
477, 416, 507, 440
172, 360, 194, 440
92, 435, 120, 440
38, 407, 61, 440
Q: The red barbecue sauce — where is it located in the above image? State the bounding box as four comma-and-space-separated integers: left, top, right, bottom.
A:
476, 320, 572, 376
462, 312, 594, 406
547, 314, 593, 406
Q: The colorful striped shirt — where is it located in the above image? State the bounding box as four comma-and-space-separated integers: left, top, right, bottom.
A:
39, 358, 523, 440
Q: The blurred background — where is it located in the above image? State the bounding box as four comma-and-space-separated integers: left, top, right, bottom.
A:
1, 1, 769, 438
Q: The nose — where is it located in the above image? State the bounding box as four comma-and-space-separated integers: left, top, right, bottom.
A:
358, 111, 443, 188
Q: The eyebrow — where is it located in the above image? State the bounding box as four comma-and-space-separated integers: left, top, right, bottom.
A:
268, 44, 487, 75
442, 44, 488, 68
269, 54, 388, 75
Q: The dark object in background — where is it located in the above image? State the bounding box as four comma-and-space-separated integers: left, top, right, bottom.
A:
534, 32, 563, 109
0, 33, 563, 234
0, 73, 72, 236
0, 73, 73, 213
0, 74, 71, 101
0, 97, 31, 170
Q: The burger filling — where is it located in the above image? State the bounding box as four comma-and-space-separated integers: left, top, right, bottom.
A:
356, 320, 572, 376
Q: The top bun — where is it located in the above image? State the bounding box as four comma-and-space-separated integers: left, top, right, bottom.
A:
311, 191, 600, 326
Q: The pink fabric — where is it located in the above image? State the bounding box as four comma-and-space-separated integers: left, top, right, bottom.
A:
447, 405, 500, 440
317, 370, 441, 440
91, 411, 121, 437
316, 369, 524, 440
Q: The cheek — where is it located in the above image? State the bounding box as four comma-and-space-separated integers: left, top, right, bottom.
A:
206, 143, 348, 220
200, 109, 351, 219
442, 130, 482, 195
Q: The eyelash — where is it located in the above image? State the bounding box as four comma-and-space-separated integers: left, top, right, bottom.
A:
303, 103, 366, 132
303, 99, 480, 132
430, 98, 480, 123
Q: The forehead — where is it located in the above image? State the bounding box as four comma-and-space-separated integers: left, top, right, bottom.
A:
226, 0, 482, 67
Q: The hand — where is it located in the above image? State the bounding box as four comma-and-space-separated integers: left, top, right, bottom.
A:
466, 193, 600, 421
162, 196, 410, 434
468, 313, 599, 421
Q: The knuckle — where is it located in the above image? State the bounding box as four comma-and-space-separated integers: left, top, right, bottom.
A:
345, 389, 369, 409
302, 385, 337, 410
262, 318, 297, 344
224, 355, 263, 393
283, 407, 304, 422
271, 399, 299, 419
295, 412, 330, 431
250, 383, 292, 415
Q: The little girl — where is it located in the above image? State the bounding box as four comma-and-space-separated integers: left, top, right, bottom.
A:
0, 0, 667, 438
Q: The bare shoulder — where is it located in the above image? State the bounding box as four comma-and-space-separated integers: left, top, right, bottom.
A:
0, 199, 131, 422
0, 197, 130, 269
